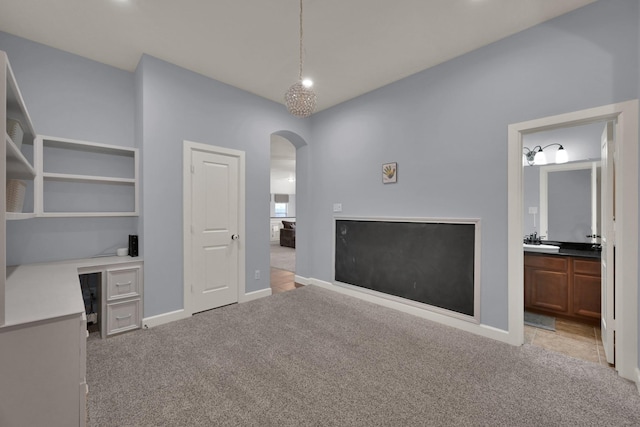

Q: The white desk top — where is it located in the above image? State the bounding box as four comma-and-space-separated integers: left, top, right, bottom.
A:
3, 256, 142, 329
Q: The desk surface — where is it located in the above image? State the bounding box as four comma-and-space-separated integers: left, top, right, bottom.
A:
3, 256, 142, 329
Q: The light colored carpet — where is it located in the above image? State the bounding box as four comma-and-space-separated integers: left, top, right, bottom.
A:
87, 286, 640, 426
524, 311, 556, 331
270, 243, 295, 272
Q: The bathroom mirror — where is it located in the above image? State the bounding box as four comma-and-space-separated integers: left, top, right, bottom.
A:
539, 161, 600, 243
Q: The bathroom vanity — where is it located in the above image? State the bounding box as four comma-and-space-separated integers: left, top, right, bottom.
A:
524, 245, 601, 325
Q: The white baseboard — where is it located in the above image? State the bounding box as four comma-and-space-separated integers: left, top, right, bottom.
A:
295, 274, 311, 285
240, 288, 272, 303
144, 288, 272, 328
142, 309, 190, 329
308, 277, 510, 345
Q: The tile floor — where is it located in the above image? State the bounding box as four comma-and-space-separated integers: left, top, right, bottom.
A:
270, 267, 303, 294
525, 317, 612, 366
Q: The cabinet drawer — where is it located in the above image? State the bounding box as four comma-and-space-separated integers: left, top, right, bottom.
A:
107, 299, 140, 335
107, 267, 140, 300
524, 254, 568, 271
573, 259, 601, 276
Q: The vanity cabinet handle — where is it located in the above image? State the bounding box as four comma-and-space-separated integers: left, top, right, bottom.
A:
116, 314, 132, 321
116, 281, 132, 287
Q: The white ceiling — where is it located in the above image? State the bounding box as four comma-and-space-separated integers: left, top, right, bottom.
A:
0, 0, 596, 113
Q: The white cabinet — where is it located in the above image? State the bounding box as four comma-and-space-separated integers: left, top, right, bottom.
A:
1, 257, 142, 425
0, 314, 87, 427
35, 135, 139, 217
1, 261, 89, 427
79, 261, 143, 338
104, 263, 143, 336
107, 298, 141, 335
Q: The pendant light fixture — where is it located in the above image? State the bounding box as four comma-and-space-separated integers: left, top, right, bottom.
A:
284, 0, 317, 118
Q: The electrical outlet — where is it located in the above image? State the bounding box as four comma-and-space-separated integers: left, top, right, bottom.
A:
528, 207, 538, 214
254, 270, 260, 280
333, 203, 342, 212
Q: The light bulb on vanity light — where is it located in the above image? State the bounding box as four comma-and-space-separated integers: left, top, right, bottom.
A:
534, 149, 547, 165
555, 145, 568, 164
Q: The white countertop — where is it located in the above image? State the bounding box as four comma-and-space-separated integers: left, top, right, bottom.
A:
3, 256, 142, 329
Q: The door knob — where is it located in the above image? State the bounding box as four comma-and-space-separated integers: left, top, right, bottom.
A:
231, 234, 239, 241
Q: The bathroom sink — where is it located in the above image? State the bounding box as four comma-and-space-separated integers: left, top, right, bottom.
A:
523, 243, 560, 253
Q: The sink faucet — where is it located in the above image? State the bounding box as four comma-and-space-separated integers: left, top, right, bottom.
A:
524, 232, 544, 244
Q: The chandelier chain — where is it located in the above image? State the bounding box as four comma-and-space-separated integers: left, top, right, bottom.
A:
284, 0, 316, 117
298, 0, 304, 80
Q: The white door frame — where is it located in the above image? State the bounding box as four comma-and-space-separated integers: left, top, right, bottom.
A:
507, 100, 638, 382
183, 140, 246, 317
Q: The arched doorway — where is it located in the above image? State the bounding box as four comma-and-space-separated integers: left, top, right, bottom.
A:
269, 131, 307, 293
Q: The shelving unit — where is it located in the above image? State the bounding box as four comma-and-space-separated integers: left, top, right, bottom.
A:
1, 51, 95, 426
5, 61, 36, 222
2, 50, 38, 327
35, 135, 139, 217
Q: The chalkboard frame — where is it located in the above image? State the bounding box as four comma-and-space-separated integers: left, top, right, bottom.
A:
333, 217, 481, 323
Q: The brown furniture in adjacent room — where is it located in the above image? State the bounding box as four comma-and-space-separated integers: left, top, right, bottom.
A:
524, 252, 601, 325
280, 221, 296, 248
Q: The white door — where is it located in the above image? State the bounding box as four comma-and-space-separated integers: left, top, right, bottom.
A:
190, 149, 240, 313
600, 121, 615, 364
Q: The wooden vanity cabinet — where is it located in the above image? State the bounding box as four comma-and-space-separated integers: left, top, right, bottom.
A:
572, 258, 601, 320
524, 253, 601, 324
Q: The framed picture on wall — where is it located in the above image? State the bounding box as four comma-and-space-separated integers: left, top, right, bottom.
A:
382, 162, 397, 184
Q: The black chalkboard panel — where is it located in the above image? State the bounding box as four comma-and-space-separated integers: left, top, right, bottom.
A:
335, 219, 476, 317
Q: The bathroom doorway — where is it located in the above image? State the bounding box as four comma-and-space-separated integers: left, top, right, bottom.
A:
508, 100, 638, 381
521, 121, 609, 365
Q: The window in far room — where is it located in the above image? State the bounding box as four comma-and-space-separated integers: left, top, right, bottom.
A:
274, 202, 288, 217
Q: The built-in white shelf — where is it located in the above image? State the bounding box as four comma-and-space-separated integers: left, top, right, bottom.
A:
42, 172, 136, 185
6, 213, 37, 220
39, 212, 137, 218
5, 60, 36, 143
6, 134, 36, 180
35, 135, 139, 217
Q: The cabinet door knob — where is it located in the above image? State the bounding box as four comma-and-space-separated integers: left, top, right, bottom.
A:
231, 234, 239, 241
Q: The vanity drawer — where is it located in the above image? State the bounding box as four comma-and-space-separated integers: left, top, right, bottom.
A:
524, 254, 568, 271
573, 258, 601, 276
106, 299, 141, 335
107, 267, 141, 300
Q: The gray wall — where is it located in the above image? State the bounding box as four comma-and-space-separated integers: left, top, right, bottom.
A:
1, 32, 138, 265
0, 33, 312, 319
137, 55, 310, 317
307, 0, 639, 330
1, 0, 638, 336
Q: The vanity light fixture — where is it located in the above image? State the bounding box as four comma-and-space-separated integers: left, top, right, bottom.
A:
523, 143, 568, 166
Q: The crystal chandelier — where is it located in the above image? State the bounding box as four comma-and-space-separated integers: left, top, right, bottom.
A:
284, 0, 317, 118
